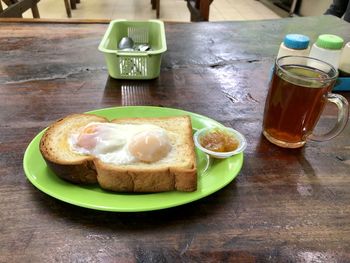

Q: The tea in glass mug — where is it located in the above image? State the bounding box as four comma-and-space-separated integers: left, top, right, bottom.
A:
263, 56, 349, 148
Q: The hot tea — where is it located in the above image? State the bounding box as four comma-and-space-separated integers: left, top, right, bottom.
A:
262, 56, 348, 148
263, 65, 333, 144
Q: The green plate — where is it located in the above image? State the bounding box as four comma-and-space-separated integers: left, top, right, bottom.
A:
23, 106, 244, 212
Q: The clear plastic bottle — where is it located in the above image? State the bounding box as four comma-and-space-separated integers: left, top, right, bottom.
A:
309, 34, 344, 70
277, 34, 310, 59
339, 42, 350, 77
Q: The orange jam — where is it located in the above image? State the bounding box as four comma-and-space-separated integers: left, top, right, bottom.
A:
199, 129, 239, 152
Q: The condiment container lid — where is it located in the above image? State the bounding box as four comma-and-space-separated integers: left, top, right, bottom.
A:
283, 34, 310, 50
315, 34, 344, 50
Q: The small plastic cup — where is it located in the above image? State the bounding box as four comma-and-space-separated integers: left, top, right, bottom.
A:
193, 127, 247, 159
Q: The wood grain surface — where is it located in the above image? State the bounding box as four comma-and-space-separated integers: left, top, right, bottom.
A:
0, 16, 350, 263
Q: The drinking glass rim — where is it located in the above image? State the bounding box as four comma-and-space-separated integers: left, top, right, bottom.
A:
276, 55, 339, 82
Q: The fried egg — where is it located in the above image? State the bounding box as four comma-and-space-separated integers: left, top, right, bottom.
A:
69, 122, 173, 165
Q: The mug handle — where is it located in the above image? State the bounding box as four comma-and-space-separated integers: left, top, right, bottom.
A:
309, 93, 349, 142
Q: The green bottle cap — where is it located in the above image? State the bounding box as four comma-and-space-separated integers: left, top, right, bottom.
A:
316, 34, 344, 50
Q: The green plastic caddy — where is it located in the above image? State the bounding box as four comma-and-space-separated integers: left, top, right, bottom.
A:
98, 20, 167, 80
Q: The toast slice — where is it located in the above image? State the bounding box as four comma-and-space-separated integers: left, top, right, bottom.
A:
39, 114, 197, 192
95, 116, 197, 192
39, 114, 108, 184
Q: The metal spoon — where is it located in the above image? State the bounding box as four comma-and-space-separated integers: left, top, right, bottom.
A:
136, 44, 151, 51
118, 37, 134, 50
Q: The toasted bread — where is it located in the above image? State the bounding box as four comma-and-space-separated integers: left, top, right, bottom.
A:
39, 114, 108, 184
39, 114, 197, 192
96, 116, 197, 192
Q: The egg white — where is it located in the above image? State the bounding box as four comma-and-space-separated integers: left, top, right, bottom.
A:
69, 122, 176, 165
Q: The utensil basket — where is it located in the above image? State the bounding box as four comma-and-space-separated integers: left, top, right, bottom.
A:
98, 20, 167, 80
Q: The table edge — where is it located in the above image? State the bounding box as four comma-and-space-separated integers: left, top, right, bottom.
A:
0, 18, 191, 24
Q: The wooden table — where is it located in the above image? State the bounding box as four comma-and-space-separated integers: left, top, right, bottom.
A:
1, 16, 350, 262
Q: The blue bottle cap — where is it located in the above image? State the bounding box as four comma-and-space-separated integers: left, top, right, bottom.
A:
283, 34, 310, 50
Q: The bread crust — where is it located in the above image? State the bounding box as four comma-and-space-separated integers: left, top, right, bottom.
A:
95, 160, 176, 192
39, 114, 108, 184
95, 159, 197, 192
43, 158, 97, 184
39, 114, 197, 192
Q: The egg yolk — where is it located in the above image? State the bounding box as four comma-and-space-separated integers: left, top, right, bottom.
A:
128, 130, 171, 163
76, 125, 99, 149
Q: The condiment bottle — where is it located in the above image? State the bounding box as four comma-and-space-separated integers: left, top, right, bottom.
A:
277, 34, 310, 59
309, 34, 344, 70
339, 42, 350, 77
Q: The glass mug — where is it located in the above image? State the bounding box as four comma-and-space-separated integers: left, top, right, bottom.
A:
263, 56, 349, 148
